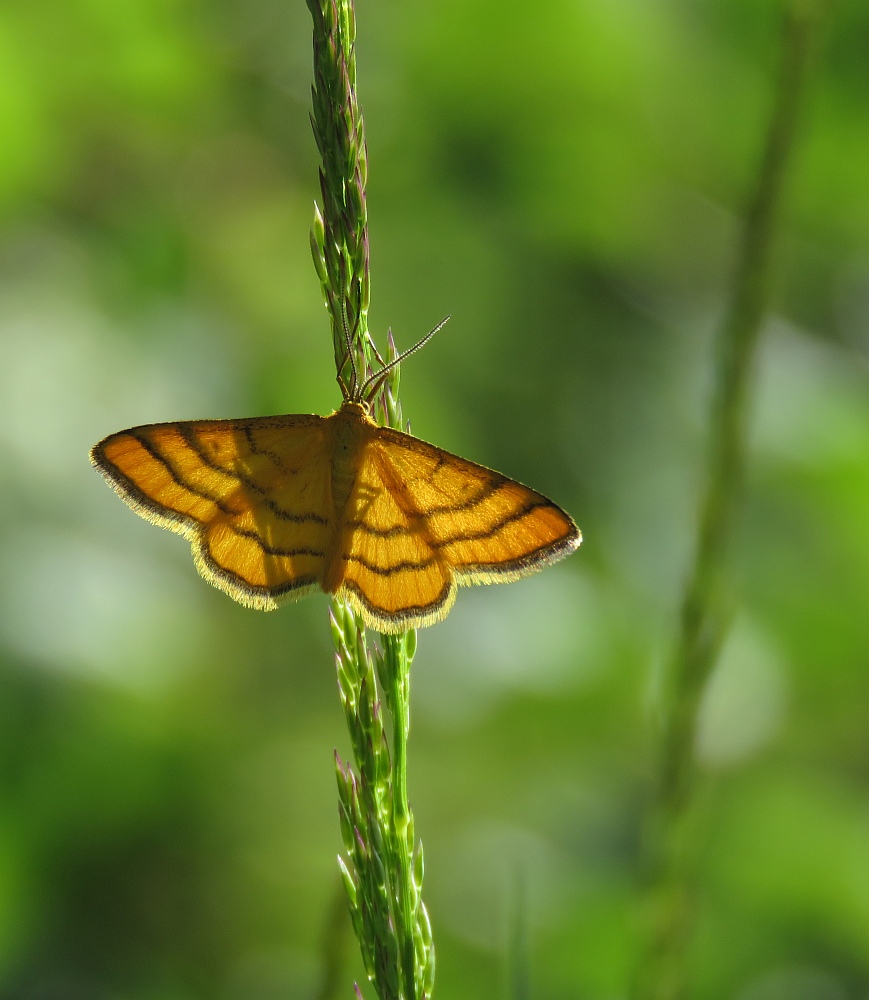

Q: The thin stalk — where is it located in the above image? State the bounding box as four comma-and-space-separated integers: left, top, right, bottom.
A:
306, 2, 433, 997
383, 635, 417, 1000
662, 4, 818, 815
634, 5, 821, 1000
506, 869, 531, 1000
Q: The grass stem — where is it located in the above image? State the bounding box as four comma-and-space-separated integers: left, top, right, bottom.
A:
306, 2, 433, 996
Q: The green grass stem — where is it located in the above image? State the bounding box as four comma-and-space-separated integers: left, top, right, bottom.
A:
306, 1, 433, 996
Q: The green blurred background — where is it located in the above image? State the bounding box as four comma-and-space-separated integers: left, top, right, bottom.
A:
1, 0, 868, 997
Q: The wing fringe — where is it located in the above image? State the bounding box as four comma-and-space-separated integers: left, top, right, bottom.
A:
337, 577, 458, 633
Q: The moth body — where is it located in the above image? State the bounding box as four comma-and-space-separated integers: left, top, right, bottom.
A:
323, 402, 374, 594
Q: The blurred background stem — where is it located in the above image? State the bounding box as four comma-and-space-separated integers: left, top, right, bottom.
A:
634, 5, 822, 999
506, 868, 532, 1000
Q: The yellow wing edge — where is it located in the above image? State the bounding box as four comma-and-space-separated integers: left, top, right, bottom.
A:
337, 519, 582, 634
336, 577, 458, 634
89, 439, 320, 613
453, 520, 583, 587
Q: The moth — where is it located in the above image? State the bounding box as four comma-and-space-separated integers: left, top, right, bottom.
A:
91, 330, 581, 632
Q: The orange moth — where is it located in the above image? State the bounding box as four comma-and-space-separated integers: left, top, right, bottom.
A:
91, 331, 581, 632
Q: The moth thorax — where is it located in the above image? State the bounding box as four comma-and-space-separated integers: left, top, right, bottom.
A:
331, 407, 367, 516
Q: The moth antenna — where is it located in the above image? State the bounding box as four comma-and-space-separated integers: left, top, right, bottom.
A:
335, 339, 353, 398
335, 329, 356, 401
337, 266, 360, 400
361, 315, 451, 405
367, 330, 386, 368
361, 369, 392, 408
341, 305, 359, 399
